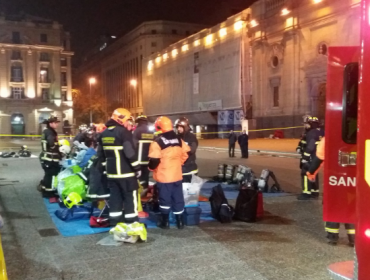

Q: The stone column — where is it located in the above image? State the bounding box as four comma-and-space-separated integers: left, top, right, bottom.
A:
0, 48, 9, 98
25, 49, 36, 98
66, 56, 72, 101
51, 52, 61, 99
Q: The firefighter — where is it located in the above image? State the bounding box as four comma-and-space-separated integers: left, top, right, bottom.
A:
296, 116, 311, 159
238, 130, 249, 159
39, 116, 61, 197
133, 115, 154, 189
175, 117, 198, 183
297, 117, 324, 200
97, 108, 141, 227
74, 124, 88, 144
306, 137, 355, 246
148, 116, 190, 229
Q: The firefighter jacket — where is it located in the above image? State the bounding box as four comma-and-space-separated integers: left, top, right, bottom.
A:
296, 130, 308, 156
148, 130, 190, 183
180, 131, 198, 175
74, 132, 88, 144
308, 137, 325, 176
97, 119, 140, 179
302, 128, 324, 162
41, 127, 61, 162
133, 122, 154, 165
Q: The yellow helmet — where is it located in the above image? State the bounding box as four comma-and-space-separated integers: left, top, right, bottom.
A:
63, 192, 83, 208
59, 139, 70, 147
111, 108, 131, 126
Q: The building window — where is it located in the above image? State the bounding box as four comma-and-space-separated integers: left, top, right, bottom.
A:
12, 32, 21, 44
40, 52, 49, 61
11, 66, 23, 82
273, 86, 279, 107
11, 51, 22, 60
151, 30, 157, 34
40, 68, 49, 83
271, 56, 279, 68
151, 42, 157, 47
11, 87, 24, 99
185, 30, 190, 36
172, 29, 177, 34
60, 58, 67, 66
42, 88, 49, 101
61, 91, 67, 101
318, 43, 328, 55
61, 72, 67, 86
40, 33, 48, 43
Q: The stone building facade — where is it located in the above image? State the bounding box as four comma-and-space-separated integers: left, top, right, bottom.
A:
0, 14, 73, 135
143, 0, 361, 137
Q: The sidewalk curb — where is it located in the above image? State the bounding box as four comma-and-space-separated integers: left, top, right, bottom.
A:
198, 146, 300, 159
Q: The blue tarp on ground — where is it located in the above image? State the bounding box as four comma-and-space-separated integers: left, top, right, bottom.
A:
43, 198, 110, 237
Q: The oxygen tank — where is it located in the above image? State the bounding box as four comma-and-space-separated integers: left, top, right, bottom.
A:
258, 169, 270, 192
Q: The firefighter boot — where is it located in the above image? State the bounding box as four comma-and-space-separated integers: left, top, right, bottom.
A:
158, 214, 170, 229
327, 233, 339, 246
297, 193, 312, 200
348, 234, 355, 247
175, 214, 184, 230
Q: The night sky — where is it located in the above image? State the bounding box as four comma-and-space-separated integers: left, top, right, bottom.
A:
1, 0, 256, 65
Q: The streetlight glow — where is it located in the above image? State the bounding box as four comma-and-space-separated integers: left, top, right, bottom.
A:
281, 8, 291, 16
313, 0, 322, 3
219, 28, 227, 37
89, 77, 96, 84
250, 20, 259, 28
234, 21, 243, 31
130, 79, 137, 87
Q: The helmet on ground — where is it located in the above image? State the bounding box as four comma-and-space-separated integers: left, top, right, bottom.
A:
136, 115, 148, 123
21, 145, 28, 150
59, 145, 71, 155
79, 124, 88, 131
111, 108, 131, 126
174, 117, 190, 129
154, 116, 173, 133
59, 139, 70, 147
63, 192, 83, 208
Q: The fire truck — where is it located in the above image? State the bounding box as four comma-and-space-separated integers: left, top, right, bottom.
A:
325, 0, 370, 278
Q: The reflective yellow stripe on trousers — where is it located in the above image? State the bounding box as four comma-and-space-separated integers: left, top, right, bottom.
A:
183, 169, 199, 176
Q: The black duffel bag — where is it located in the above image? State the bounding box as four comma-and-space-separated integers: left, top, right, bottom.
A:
209, 184, 234, 223
234, 188, 258, 223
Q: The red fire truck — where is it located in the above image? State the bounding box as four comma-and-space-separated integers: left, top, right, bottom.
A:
325, 0, 370, 278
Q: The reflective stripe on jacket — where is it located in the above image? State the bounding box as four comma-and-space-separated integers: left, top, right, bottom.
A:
98, 120, 140, 179
40, 127, 61, 162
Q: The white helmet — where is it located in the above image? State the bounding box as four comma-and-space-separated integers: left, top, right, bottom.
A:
59, 145, 71, 155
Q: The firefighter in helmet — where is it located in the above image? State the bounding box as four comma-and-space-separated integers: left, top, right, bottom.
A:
133, 115, 154, 189
296, 116, 311, 159
97, 108, 141, 228
148, 116, 190, 229
74, 124, 88, 144
297, 116, 324, 200
38, 116, 61, 197
175, 117, 198, 183
306, 137, 355, 246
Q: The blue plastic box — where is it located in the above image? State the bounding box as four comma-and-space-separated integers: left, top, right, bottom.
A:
184, 206, 202, 226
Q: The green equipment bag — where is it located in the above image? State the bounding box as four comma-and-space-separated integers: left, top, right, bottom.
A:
61, 175, 86, 202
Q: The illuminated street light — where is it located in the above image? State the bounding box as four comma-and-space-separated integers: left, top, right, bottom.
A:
194, 40, 200, 47
281, 8, 291, 16
250, 19, 259, 28
234, 21, 243, 31
182, 44, 189, 52
88, 77, 96, 123
130, 79, 137, 87
313, 0, 322, 3
172, 49, 178, 58
205, 34, 213, 45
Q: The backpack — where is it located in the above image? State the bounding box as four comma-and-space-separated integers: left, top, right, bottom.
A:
234, 188, 258, 223
209, 185, 234, 223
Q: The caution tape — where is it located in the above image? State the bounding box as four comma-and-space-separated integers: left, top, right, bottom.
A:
0, 126, 304, 137
194, 126, 304, 135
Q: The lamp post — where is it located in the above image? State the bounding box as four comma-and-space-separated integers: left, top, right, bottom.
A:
88, 77, 96, 124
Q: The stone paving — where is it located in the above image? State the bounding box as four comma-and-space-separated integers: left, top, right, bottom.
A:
0, 149, 354, 280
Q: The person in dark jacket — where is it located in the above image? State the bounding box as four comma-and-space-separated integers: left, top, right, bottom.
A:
133, 115, 154, 189
238, 130, 249, 159
97, 108, 141, 227
228, 130, 237, 157
74, 124, 88, 144
175, 117, 198, 183
38, 116, 61, 197
297, 117, 324, 200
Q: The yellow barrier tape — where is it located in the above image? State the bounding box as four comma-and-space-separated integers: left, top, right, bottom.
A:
0, 234, 8, 280
194, 126, 304, 135
0, 126, 303, 137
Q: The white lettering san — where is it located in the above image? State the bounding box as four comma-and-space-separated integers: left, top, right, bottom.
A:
328, 176, 356, 187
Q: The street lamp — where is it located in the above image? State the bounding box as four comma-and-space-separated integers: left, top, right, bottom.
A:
89, 77, 96, 124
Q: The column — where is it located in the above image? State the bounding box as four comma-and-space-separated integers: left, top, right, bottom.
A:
0, 48, 9, 98
67, 56, 72, 100
25, 49, 36, 98
52, 51, 61, 99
